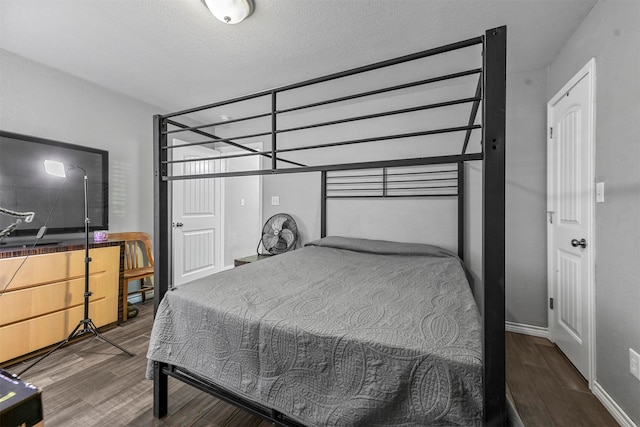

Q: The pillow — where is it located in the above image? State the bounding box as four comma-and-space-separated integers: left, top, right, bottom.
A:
305, 235, 456, 258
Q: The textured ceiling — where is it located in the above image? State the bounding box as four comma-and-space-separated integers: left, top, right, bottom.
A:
0, 0, 597, 114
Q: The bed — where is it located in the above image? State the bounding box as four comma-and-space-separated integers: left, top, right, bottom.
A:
150, 26, 506, 425
148, 236, 482, 425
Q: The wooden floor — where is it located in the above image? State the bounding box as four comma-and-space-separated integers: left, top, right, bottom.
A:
506, 332, 618, 427
6, 302, 618, 427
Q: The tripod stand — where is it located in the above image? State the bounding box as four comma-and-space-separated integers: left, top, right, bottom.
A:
17, 167, 133, 378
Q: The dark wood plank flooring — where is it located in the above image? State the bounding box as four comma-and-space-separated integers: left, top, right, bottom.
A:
6, 303, 618, 426
506, 332, 618, 427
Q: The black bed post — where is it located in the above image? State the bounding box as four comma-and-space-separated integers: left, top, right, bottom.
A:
457, 161, 465, 260
153, 114, 169, 418
320, 170, 327, 238
482, 26, 506, 426
271, 91, 277, 172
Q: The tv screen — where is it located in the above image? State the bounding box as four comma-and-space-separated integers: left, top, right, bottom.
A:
0, 131, 108, 239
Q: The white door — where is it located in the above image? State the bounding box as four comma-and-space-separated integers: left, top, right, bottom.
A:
172, 143, 222, 286
547, 59, 595, 382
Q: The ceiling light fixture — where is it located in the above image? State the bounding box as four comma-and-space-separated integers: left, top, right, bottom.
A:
203, 0, 254, 25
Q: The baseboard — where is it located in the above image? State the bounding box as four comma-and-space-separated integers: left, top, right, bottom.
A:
593, 382, 637, 427
505, 321, 549, 338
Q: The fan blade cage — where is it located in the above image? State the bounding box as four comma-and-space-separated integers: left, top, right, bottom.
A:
260, 213, 298, 254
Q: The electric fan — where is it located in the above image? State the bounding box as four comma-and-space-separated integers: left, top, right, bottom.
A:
257, 213, 298, 255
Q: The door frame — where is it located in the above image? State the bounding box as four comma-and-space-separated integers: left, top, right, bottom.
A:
546, 58, 596, 386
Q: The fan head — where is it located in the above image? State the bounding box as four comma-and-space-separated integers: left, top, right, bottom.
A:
260, 213, 298, 255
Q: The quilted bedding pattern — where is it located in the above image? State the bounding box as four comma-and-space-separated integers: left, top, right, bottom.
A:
147, 237, 482, 426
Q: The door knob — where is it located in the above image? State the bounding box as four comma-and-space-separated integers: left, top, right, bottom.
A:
571, 238, 587, 248
173, 222, 184, 228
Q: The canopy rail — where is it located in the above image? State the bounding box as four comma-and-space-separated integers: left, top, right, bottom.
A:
277, 68, 482, 115
165, 118, 307, 168
163, 152, 482, 181
161, 68, 483, 137
163, 125, 482, 169
163, 112, 273, 135
161, 35, 483, 120
161, 93, 482, 168
158, 36, 484, 175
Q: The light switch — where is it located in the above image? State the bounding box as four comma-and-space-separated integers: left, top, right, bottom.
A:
240, 198, 245, 207
596, 182, 604, 203
271, 196, 280, 206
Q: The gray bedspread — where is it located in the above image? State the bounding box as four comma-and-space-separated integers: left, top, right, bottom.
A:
147, 236, 482, 426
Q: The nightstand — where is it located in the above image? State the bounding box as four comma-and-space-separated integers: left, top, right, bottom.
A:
234, 254, 272, 267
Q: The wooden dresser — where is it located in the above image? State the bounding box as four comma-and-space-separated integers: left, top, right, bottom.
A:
0, 240, 123, 364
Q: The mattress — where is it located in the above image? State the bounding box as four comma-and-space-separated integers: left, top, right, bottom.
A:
147, 236, 482, 426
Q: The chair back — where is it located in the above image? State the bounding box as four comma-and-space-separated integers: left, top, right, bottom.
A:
109, 232, 154, 270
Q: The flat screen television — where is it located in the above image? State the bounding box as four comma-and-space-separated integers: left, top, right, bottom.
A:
0, 131, 108, 241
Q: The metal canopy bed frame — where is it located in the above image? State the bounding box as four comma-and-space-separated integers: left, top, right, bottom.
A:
152, 26, 506, 425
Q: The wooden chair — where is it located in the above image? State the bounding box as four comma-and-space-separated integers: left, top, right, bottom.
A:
109, 232, 154, 320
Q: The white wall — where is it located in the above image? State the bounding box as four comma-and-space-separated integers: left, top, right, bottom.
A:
505, 67, 549, 327
263, 172, 320, 245
223, 150, 261, 266
0, 49, 160, 237
547, 1, 640, 423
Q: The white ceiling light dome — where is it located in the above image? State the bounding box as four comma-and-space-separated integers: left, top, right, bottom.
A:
203, 0, 254, 25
